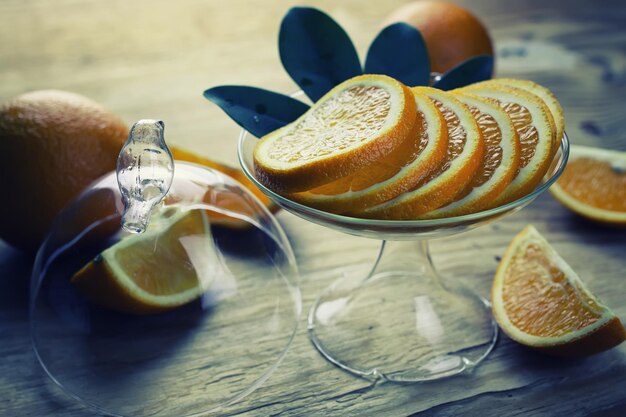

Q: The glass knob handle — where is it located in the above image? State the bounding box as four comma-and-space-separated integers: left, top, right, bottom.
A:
116, 119, 174, 234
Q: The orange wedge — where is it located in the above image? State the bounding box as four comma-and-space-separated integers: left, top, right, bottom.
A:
423, 91, 520, 218
492, 225, 626, 356
71, 207, 212, 314
170, 146, 278, 213
286, 89, 448, 213
483, 78, 565, 149
460, 84, 555, 204
253, 75, 417, 193
356, 87, 484, 219
550, 145, 626, 225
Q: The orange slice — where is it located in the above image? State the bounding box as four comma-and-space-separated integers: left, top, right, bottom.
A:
355, 87, 484, 219
253, 75, 417, 193
460, 84, 555, 204
286, 89, 448, 213
484, 78, 565, 149
492, 225, 626, 356
550, 145, 626, 225
422, 91, 520, 218
71, 207, 212, 314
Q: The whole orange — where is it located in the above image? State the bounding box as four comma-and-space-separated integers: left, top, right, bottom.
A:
0, 90, 128, 252
382, 1, 494, 74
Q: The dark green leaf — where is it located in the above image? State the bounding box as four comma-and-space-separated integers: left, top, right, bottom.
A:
364, 23, 430, 86
279, 7, 362, 102
432, 55, 494, 91
203, 86, 309, 138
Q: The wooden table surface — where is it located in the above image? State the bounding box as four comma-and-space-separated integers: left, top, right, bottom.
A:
1, 0, 625, 416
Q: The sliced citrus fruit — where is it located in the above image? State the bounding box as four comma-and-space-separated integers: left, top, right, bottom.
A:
253, 74, 417, 193
71, 207, 213, 315
460, 84, 555, 204
492, 225, 626, 356
484, 78, 565, 149
423, 91, 520, 218
285, 89, 448, 213
170, 146, 278, 213
355, 87, 484, 219
550, 145, 626, 225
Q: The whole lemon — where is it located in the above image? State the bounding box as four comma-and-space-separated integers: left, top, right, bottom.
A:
383, 1, 494, 74
0, 90, 128, 252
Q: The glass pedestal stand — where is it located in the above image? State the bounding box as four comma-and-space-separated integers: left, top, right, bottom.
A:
239, 129, 569, 382
308, 239, 497, 382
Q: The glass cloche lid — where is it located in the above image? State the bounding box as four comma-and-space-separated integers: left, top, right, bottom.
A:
30, 120, 301, 416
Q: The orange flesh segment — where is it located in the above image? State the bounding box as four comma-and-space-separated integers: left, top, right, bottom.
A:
557, 158, 626, 212
502, 241, 603, 337
113, 211, 202, 295
455, 105, 503, 199
269, 86, 391, 163
308, 111, 426, 194
493, 100, 538, 172
422, 99, 466, 183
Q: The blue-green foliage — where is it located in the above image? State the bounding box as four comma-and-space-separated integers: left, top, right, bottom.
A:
433, 55, 494, 91
279, 7, 363, 102
204, 7, 493, 138
364, 23, 430, 87
203, 86, 309, 138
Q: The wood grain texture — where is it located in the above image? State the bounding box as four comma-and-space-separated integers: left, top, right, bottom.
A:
1, 0, 626, 416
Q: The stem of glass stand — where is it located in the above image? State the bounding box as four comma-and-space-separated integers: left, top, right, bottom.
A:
365, 240, 444, 289
308, 238, 498, 382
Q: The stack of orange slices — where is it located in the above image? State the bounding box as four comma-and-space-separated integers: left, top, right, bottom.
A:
253, 74, 565, 219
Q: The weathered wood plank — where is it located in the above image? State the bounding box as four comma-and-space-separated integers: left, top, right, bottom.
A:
1, 0, 625, 416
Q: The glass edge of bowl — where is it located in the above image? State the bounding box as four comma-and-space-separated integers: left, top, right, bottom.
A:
237, 129, 570, 229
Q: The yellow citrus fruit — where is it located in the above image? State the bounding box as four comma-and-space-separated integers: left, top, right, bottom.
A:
357, 86, 484, 219
492, 225, 626, 356
481, 78, 565, 150
382, 1, 494, 74
286, 88, 448, 213
550, 145, 626, 225
253, 74, 418, 193
422, 91, 520, 217
0, 90, 127, 251
71, 207, 212, 315
460, 83, 555, 204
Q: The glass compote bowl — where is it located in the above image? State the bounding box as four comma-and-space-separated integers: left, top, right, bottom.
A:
239, 125, 569, 382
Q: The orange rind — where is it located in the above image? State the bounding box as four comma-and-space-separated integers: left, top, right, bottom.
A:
71, 207, 211, 315
287, 89, 448, 213
459, 83, 555, 204
550, 145, 626, 226
423, 91, 520, 217
492, 225, 626, 356
482, 78, 565, 150
356, 87, 484, 219
253, 74, 417, 193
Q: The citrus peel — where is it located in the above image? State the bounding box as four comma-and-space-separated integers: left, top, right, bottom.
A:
170, 146, 278, 213
492, 225, 626, 356
483, 78, 565, 150
356, 86, 484, 219
71, 208, 212, 314
253, 74, 417, 193
286, 89, 448, 213
550, 145, 626, 226
459, 84, 555, 204
423, 91, 520, 217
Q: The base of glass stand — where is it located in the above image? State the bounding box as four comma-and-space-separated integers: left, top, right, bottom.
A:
308, 239, 498, 382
